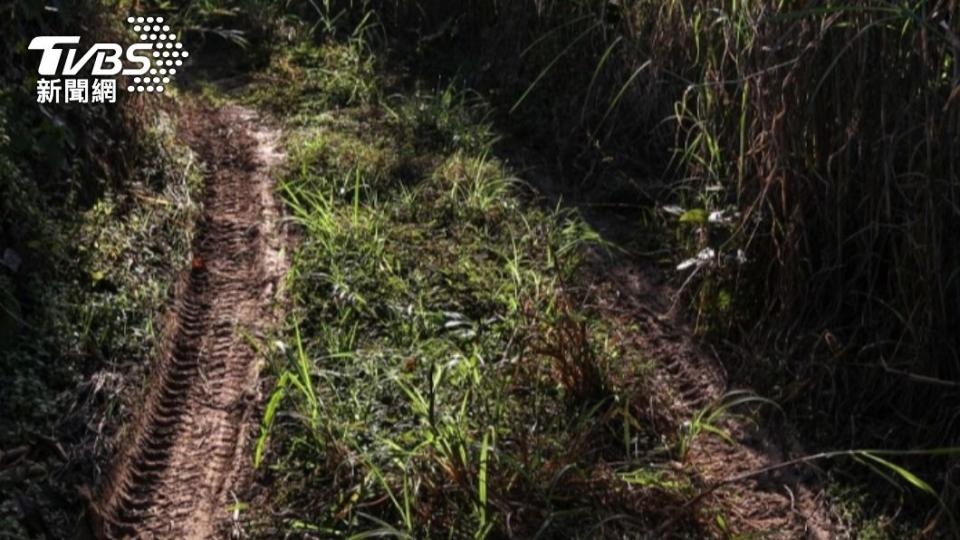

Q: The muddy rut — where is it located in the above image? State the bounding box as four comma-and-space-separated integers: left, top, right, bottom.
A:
94, 105, 286, 539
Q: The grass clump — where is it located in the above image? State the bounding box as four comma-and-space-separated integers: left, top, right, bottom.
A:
249, 42, 697, 537
245, 40, 381, 120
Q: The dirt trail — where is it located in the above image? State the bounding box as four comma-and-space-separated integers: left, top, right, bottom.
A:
506, 156, 844, 537
595, 263, 840, 538
93, 105, 286, 539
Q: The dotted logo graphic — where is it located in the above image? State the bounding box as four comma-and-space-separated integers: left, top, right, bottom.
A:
125, 16, 189, 93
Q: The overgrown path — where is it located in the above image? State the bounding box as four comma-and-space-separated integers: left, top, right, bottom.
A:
93, 105, 286, 539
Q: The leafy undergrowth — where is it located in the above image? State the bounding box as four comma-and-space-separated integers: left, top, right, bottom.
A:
0, 106, 200, 537
244, 43, 707, 538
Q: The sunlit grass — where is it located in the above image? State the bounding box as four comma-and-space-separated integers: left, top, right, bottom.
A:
244, 41, 700, 536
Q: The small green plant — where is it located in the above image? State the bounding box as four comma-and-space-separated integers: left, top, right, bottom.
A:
677, 390, 780, 461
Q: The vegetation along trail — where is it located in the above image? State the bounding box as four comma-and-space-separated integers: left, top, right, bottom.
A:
92, 105, 287, 539
5, 1, 960, 538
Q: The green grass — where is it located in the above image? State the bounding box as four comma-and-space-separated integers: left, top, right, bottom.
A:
244, 41, 702, 538
244, 40, 381, 120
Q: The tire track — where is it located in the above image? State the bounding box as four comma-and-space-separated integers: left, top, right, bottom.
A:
94, 105, 286, 539
592, 264, 840, 538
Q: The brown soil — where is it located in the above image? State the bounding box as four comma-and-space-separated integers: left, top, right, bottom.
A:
92, 104, 287, 539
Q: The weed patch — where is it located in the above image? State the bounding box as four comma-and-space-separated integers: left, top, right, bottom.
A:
247, 43, 699, 537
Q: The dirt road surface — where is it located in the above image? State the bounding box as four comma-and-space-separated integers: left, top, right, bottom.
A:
94, 105, 286, 539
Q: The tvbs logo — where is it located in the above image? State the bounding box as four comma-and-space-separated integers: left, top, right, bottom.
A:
29, 16, 189, 104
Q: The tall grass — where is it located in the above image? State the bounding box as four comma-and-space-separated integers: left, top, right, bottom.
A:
649, 1, 960, 454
